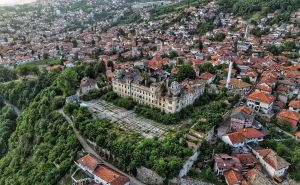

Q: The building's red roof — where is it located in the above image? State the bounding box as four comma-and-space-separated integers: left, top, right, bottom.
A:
256, 84, 272, 93
77, 154, 99, 172
289, 100, 300, 109
247, 91, 274, 104
94, 166, 130, 185
198, 72, 215, 80
226, 132, 246, 144
232, 153, 257, 166
236, 128, 265, 139
224, 169, 249, 185
278, 109, 300, 128
257, 149, 290, 170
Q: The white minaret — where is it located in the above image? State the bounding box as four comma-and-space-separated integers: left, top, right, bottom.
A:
244, 25, 249, 40
226, 61, 233, 88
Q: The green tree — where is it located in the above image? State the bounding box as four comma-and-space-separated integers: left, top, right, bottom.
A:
56, 69, 79, 96
96, 61, 106, 74
176, 64, 196, 82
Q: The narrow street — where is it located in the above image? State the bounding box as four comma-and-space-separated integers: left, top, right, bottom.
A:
58, 109, 145, 185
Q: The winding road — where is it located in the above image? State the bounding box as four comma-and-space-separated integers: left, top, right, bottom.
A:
58, 109, 145, 185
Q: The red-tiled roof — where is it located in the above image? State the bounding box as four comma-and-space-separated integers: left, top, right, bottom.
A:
94, 166, 130, 185
295, 131, 300, 138
257, 149, 290, 170
226, 132, 246, 144
77, 154, 99, 172
289, 100, 300, 109
278, 109, 300, 128
199, 72, 215, 80
224, 169, 248, 185
247, 91, 274, 104
236, 128, 265, 139
232, 153, 257, 166
256, 84, 272, 92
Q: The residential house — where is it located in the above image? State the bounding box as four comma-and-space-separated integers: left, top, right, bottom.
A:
245, 168, 273, 185
214, 154, 242, 175
246, 91, 274, 114
232, 153, 257, 170
220, 78, 252, 95
289, 100, 300, 113
222, 128, 265, 147
255, 83, 272, 94
250, 148, 290, 179
198, 72, 215, 84
230, 106, 255, 130
277, 109, 300, 129
75, 154, 130, 185
245, 71, 258, 83
276, 85, 290, 103
80, 77, 99, 95
224, 169, 249, 185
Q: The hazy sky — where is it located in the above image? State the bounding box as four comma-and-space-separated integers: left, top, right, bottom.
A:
0, 0, 36, 6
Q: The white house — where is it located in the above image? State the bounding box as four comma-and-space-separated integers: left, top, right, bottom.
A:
222, 128, 265, 147
75, 154, 130, 185
246, 91, 274, 114
80, 77, 99, 95
289, 100, 300, 113
250, 148, 290, 179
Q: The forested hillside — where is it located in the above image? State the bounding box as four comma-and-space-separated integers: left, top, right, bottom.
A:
0, 104, 17, 158
218, 0, 300, 22
0, 71, 81, 184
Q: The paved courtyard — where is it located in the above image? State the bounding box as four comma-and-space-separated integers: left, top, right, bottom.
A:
83, 99, 178, 138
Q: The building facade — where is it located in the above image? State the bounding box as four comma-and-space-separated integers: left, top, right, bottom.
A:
112, 70, 205, 113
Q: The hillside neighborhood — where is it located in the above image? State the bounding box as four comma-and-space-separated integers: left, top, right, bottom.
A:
0, 0, 299, 185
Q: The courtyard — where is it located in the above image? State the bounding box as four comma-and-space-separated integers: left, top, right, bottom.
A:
83, 99, 178, 138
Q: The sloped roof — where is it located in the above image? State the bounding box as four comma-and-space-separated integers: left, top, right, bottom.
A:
236, 128, 265, 139
278, 109, 300, 128
199, 72, 215, 80
226, 132, 246, 144
289, 100, 300, 109
245, 168, 273, 185
231, 106, 255, 122
224, 169, 249, 185
232, 153, 257, 166
214, 154, 242, 172
257, 149, 290, 170
247, 91, 274, 104
77, 154, 99, 172
94, 166, 130, 185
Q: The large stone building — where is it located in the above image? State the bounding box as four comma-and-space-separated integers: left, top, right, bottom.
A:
112, 69, 205, 113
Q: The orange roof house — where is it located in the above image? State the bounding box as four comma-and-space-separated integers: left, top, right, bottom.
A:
224, 169, 249, 185
254, 149, 290, 178
289, 100, 300, 111
277, 109, 300, 129
247, 91, 274, 104
221, 128, 265, 147
76, 154, 130, 185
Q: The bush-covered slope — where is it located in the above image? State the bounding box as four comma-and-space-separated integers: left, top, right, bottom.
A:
0, 72, 81, 185
218, 0, 300, 21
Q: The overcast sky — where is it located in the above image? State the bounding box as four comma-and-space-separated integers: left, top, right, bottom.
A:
0, 0, 36, 6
